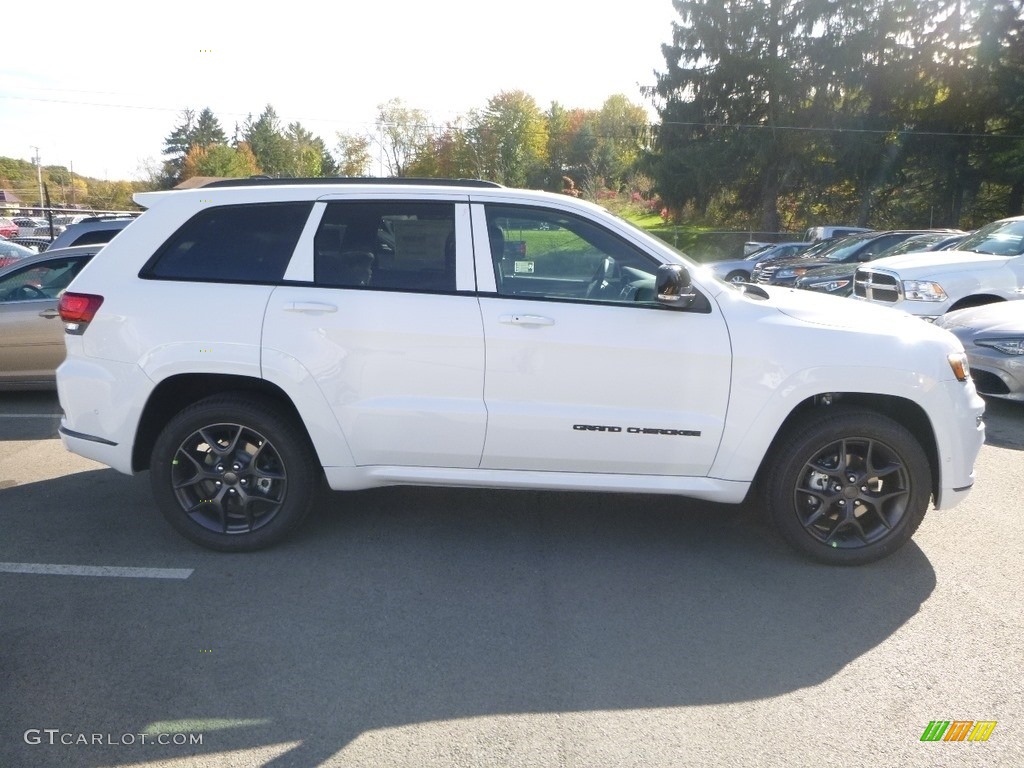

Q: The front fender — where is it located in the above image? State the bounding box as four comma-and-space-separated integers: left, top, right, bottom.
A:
709, 364, 946, 483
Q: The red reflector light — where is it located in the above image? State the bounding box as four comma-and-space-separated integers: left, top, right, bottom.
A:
59, 292, 104, 329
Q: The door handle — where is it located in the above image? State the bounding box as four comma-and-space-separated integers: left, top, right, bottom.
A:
498, 314, 555, 327
284, 301, 338, 314
38, 309, 60, 319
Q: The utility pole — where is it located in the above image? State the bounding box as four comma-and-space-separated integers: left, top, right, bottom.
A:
31, 146, 43, 213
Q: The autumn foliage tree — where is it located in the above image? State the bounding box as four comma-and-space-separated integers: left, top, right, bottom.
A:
181, 143, 261, 181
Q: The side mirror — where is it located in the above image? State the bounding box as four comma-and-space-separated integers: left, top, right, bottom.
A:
655, 264, 696, 308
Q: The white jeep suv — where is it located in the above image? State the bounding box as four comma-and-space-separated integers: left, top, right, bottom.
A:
56, 179, 985, 564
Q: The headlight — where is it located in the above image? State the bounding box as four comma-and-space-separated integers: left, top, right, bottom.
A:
902, 280, 947, 301
777, 267, 807, 278
806, 279, 850, 293
976, 337, 1024, 355
947, 352, 971, 382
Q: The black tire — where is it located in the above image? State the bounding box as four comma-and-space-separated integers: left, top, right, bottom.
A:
765, 407, 932, 565
150, 394, 318, 552
725, 270, 749, 284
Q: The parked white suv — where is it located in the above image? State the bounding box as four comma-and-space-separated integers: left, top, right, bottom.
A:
56, 179, 985, 564
854, 214, 1024, 319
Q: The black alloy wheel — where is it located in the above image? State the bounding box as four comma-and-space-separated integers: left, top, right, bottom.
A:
766, 408, 932, 565
150, 394, 317, 551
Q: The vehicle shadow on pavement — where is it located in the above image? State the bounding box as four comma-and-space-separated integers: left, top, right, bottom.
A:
980, 398, 1024, 450
0, 391, 62, 441
1, 469, 937, 768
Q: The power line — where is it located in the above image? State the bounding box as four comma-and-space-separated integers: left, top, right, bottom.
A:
6, 90, 1022, 145
655, 120, 1024, 140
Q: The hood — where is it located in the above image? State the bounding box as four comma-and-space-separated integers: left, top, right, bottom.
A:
762, 285, 945, 336
867, 249, 1010, 274
935, 300, 1024, 333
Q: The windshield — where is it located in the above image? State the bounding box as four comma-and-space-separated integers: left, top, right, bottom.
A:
801, 234, 874, 263
955, 219, 1024, 256
795, 237, 844, 259
875, 233, 949, 258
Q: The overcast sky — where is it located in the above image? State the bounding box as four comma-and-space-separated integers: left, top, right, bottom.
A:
0, 0, 679, 182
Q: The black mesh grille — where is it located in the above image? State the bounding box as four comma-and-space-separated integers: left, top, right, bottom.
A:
971, 369, 1010, 396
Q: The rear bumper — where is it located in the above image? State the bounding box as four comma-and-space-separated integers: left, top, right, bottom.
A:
56, 357, 151, 475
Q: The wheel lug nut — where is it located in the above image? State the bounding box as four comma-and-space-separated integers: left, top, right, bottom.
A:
232, 463, 241, 471
838, 500, 845, 506
215, 480, 222, 487
861, 486, 867, 492
848, 475, 856, 483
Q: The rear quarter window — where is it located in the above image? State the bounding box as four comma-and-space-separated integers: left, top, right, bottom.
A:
142, 202, 313, 283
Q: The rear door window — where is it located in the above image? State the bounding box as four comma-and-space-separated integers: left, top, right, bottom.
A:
314, 201, 456, 291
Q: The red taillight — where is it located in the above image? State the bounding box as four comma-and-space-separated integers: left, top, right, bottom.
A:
58, 292, 104, 334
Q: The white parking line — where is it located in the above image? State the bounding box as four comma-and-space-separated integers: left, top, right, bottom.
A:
0, 562, 193, 579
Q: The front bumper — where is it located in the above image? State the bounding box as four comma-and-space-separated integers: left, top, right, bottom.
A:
931, 379, 986, 509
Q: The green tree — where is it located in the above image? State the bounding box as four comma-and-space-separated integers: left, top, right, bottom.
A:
374, 98, 433, 177
335, 132, 373, 176
651, 0, 821, 229
473, 90, 548, 187
243, 105, 292, 177
284, 122, 336, 177
181, 143, 261, 180
594, 95, 651, 189
161, 108, 197, 186
160, 107, 227, 187
648, 0, 1024, 229
405, 121, 481, 179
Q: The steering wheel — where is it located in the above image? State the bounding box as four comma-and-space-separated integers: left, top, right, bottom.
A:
585, 257, 619, 299
5, 284, 47, 301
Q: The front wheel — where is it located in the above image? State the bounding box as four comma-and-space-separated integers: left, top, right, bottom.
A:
724, 270, 749, 284
765, 408, 932, 565
150, 394, 318, 552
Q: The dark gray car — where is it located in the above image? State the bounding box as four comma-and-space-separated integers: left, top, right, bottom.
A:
935, 301, 1024, 402
794, 232, 967, 296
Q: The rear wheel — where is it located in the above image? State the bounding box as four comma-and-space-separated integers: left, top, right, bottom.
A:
150, 394, 317, 551
765, 408, 932, 565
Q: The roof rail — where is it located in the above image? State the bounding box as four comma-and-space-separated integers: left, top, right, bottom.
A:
79, 214, 139, 223
199, 177, 502, 189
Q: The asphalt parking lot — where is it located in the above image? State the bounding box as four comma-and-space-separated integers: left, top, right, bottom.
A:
1, 391, 1022, 768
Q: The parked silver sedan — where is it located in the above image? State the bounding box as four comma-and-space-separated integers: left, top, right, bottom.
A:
935, 301, 1024, 403
707, 241, 812, 284
0, 245, 101, 390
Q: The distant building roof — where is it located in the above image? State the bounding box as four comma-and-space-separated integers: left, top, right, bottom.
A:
173, 176, 229, 190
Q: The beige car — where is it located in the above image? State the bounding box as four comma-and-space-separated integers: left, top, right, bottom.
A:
0, 245, 100, 389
